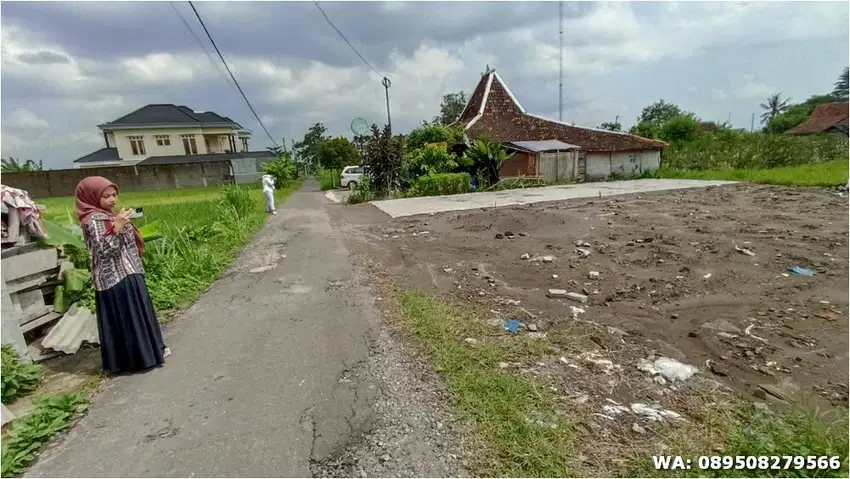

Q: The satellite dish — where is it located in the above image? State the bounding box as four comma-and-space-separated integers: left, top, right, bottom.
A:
350, 118, 369, 136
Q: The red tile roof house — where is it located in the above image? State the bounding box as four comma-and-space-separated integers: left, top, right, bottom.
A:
449, 70, 667, 182
785, 102, 849, 137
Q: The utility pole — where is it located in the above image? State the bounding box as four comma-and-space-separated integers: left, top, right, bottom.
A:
558, 0, 564, 122
750, 113, 755, 132
382, 76, 392, 134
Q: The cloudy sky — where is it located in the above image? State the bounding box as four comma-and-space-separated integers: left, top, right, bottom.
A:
1, 1, 848, 169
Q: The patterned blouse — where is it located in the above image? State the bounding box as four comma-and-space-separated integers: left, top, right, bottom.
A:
83, 213, 144, 291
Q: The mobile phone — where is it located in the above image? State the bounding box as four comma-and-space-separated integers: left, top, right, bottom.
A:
128, 207, 144, 219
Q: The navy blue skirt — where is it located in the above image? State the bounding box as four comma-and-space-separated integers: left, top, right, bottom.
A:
95, 274, 165, 373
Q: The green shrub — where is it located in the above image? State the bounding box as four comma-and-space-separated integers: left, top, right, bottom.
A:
1, 345, 42, 403
262, 153, 298, 188
316, 168, 340, 190
663, 131, 849, 171
409, 172, 471, 197
405, 123, 463, 152
660, 114, 701, 143
347, 175, 379, 204
403, 143, 461, 178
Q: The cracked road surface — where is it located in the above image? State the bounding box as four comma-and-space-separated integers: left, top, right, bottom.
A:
27, 180, 380, 477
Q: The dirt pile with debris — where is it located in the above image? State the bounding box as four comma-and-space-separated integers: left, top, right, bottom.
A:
338, 183, 848, 422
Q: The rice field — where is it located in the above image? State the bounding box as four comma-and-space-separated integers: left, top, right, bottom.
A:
39, 183, 300, 314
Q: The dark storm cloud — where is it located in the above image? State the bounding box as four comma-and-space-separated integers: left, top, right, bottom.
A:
1, 1, 594, 68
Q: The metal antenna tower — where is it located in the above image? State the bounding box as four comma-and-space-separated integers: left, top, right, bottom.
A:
559, 1, 564, 121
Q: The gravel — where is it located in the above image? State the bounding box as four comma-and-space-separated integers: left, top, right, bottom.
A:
310, 328, 470, 478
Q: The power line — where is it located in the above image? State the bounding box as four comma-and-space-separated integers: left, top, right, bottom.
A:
187, 1, 279, 148
313, 2, 384, 80
313, 1, 393, 131
169, 2, 234, 88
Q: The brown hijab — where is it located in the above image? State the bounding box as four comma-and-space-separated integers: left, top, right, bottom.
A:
75, 176, 144, 254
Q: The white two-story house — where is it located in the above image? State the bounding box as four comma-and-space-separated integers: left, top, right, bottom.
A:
73, 104, 273, 168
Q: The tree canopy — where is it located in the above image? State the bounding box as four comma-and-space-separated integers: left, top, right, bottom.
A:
315, 137, 361, 170
433, 91, 468, 125
293, 122, 329, 166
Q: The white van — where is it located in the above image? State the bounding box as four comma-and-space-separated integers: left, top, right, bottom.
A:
340, 165, 368, 190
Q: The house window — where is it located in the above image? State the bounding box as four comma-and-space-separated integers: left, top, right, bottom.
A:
181, 135, 198, 155
241, 138, 248, 152
128, 136, 146, 156
155, 135, 171, 146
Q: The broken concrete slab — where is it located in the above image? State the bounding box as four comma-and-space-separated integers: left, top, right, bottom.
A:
565, 292, 588, 303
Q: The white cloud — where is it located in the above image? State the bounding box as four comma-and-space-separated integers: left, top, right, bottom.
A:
259, 114, 280, 128
731, 80, 775, 100
4, 108, 49, 129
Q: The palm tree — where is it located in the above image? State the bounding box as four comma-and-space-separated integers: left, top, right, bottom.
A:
760, 94, 791, 125
833, 67, 849, 100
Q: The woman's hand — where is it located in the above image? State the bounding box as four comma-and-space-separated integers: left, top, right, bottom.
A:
113, 209, 134, 232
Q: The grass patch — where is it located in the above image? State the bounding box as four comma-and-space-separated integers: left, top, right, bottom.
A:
316, 168, 341, 191
396, 290, 848, 478
660, 160, 849, 186
626, 400, 849, 478
398, 290, 575, 477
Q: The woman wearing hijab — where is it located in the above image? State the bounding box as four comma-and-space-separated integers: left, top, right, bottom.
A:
75, 176, 169, 374
261, 173, 277, 215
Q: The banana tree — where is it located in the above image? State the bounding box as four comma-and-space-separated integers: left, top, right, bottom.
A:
41, 213, 163, 314
461, 135, 507, 187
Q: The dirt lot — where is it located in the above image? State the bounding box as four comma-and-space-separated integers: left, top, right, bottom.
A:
330, 183, 848, 471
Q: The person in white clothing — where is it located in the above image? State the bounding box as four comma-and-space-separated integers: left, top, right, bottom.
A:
261, 174, 277, 215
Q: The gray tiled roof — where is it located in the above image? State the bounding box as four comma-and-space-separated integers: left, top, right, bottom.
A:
72, 147, 120, 163
99, 104, 242, 128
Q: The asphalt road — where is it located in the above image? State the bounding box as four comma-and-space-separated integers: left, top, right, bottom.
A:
27, 180, 380, 477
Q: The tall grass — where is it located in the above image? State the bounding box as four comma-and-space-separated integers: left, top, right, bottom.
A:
316, 167, 341, 191
661, 159, 849, 186
663, 131, 848, 171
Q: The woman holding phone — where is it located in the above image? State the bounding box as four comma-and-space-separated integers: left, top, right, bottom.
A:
75, 176, 169, 374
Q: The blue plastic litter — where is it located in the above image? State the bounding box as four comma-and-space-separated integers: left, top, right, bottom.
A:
788, 266, 816, 276
505, 318, 521, 335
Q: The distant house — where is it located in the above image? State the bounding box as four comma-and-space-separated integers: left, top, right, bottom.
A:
73, 104, 274, 170
450, 70, 667, 181
785, 102, 849, 137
